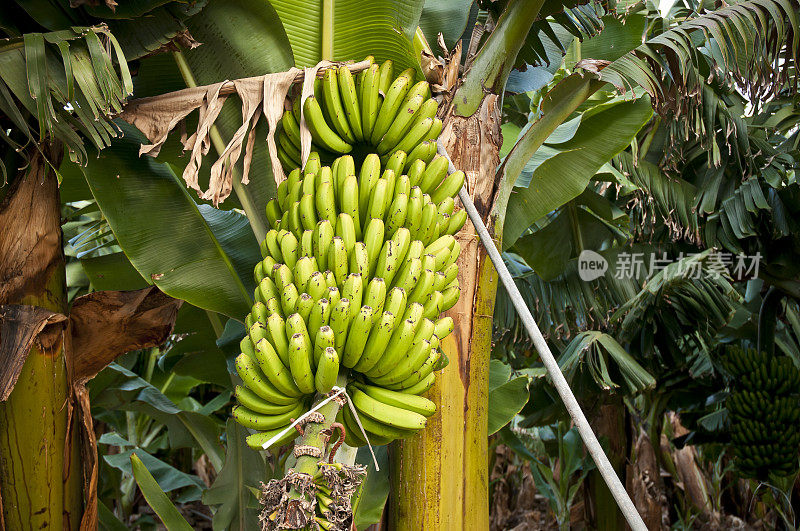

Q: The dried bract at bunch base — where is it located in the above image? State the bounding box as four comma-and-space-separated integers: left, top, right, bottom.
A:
259, 463, 367, 530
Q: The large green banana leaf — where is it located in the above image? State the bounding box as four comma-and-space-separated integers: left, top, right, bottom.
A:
417, 0, 474, 50
488, 359, 529, 435
502, 95, 652, 248
267, 0, 425, 70
81, 122, 258, 320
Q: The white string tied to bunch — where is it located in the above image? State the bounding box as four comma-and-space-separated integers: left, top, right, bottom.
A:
260, 385, 380, 471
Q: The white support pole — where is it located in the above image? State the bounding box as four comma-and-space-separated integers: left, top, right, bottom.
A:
438, 145, 647, 531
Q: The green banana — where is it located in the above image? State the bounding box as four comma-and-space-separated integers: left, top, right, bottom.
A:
408, 269, 435, 306
394, 348, 438, 390
360, 64, 380, 139
362, 218, 385, 274
334, 213, 356, 256
374, 239, 401, 286
417, 202, 439, 244
385, 192, 409, 237
263, 312, 288, 364
299, 194, 317, 231
377, 60, 395, 96
326, 284, 340, 308
343, 392, 417, 439
280, 283, 299, 315
314, 325, 336, 366
329, 297, 352, 353
391, 104, 438, 155
273, 263, 293, 292
434, 316, 454, 339
406, 139, 434, 167
337, 65, 364, 141
442, 240, 461, 269
431, 170, 466, 204
288, 332, 315, 394
407, 159, 426, 187
403, 372, 436, 395
232, 402, 305, 431
315, 181, 337, 226
349, 242, 370, 283
328, 236, 348, 287
376, 94, 425, 154
395, 174, 411, 198
308, 297, 332, 333
254, 261, 265, 285
293, 257, 315, 291
343, 305, 374, 368
254, 338, 303, 396
240, 336, 256, 359
367, 310, 422, 378
354, 382, 436, 417
300, 230, 314, 258
305, 271, 328, 301
296, 293, 314, 322
371, 69, 414, 143
322, 67, 356, 143
351, 389, 426, 430
384, 287, 407, 318
419, 156, 449, 194
342, 274, 364, 318
281, 110, 302, 149
393, 257, 422, 294
339, 175, 362, 238
264, 230, 282, 261
426, 117, 443, 142
313, 220, 334, 271
363, 277, 387, 317
353, 311, 396, 373
341, 403, 394, 446
235, 354, 296, 405
335, 155, 355, 192
381, 169, 396, 213
405, 188, 424, 235
358, 154, 381, 222
384, 150, 407, 181
367, 178, 389, 221
315, 346, 340, 394
303, 96, 352, 154
276, 142, 299, 172
441, 285, 460, 311
423, 290, 443, 319
246, 426, 300, 450
234, 386, 299, 415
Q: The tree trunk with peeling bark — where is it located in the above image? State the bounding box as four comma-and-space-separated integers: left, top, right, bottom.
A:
389, 95, 503, 530
0, 154, 83, 529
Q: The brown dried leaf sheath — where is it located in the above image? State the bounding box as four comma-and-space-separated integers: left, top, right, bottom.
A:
119, 60, 370, 206
0, 305, 67, 401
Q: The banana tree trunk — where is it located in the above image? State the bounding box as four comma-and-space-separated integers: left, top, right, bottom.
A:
585, 399, 627, 530
390, 95, 502, 530
0, 154, 82, 529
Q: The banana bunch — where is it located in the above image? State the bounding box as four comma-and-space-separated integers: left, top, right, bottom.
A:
234, 151, 466, 449
722, 346, 800, 479
276, 58, 441, 172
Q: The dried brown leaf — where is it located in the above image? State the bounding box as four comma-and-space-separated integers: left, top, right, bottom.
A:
0, 305, 67, 401
68, 286, 182, 383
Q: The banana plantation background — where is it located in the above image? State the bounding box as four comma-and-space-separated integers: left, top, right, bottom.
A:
1, 0, 799, 529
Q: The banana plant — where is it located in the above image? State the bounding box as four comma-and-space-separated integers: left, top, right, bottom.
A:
1, 0, 799, 528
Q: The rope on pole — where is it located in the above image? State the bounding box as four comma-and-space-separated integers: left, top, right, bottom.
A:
438, 144, 648, 531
